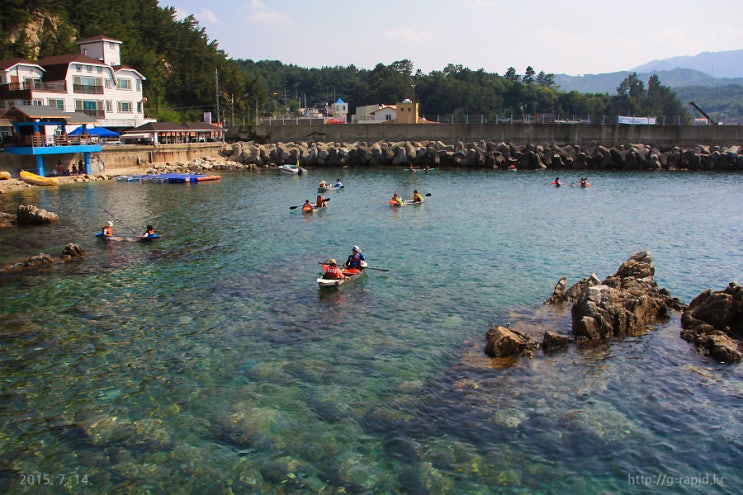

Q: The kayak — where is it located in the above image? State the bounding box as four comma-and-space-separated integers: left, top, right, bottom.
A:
95, 232, 161, 242
0, 171, 10, 180
20, 170, 59, 186
317, 262, 366, 288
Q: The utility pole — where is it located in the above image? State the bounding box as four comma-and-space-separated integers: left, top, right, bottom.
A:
215, 69, 222, 141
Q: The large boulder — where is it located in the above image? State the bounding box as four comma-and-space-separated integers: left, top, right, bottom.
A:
484, 325, 539, 358
16, 204, 59, 225
571, 251, 674, 341
680, 282, 743, 363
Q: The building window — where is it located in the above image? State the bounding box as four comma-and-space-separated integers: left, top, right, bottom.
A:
117, 101, 132, 113
117, 78, 131, 90
86, 65, 93, 73
106, 100, 112, 112
97, 66, 102, 73
75, 64, 81, 71
49, 99, 64, 110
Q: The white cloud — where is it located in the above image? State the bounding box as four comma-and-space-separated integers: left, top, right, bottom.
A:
200, 8, 220, 24
246, 0, 291, 25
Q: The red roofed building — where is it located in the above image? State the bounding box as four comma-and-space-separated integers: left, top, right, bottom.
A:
0, 36, 152, 129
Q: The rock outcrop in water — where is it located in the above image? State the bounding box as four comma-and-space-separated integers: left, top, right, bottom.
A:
680, 282, 743, 363
221, 140, 743, 171
486, 251, 684, 360
16, 204, 59, 225
570, 251, 677, 341
1, 243, 86, 273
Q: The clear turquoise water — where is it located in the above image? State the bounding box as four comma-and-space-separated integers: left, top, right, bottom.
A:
0, 169, 741, 494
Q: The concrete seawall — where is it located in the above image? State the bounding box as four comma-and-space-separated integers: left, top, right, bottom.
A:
253, 122, 743, 148
1, 123, 740, 174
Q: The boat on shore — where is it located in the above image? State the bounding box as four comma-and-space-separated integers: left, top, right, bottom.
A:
0, 171, 10, 180
20, 170, 59, 186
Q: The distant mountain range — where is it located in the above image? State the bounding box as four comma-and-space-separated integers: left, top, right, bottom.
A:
555, 49, 743, 94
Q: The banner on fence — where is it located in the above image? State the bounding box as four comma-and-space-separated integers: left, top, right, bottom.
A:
618, 116, 656, 125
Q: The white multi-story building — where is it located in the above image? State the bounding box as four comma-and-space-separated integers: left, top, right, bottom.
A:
0, 35, 151, 129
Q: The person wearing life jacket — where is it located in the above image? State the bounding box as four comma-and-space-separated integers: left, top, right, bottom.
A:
319, 180, 327, 189
323, 259, 345, 279
345, 245, 366, 270
142, 225, 156, 237
390, 193, 405, 206
101, 221, 113, 237
315, 195, 327, 208
412, 190, 424, 203
301, 200, 313, 212
553, 177, 561, 187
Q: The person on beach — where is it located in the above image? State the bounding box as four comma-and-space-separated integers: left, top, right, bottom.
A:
345, 246, 366, 270
101, 221, 113, 237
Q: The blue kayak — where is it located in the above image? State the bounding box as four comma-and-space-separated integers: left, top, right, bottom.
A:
95, 232, 161, 242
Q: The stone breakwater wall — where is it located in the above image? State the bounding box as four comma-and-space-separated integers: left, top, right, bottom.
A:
222, 140, 743, 171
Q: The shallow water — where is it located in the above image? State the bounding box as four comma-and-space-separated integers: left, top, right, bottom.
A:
0, 168, 741, 494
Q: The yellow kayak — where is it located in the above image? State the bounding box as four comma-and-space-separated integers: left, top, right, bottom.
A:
20, 170, 59, 186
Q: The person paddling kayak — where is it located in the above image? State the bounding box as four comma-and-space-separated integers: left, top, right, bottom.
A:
345, 245, 366, 270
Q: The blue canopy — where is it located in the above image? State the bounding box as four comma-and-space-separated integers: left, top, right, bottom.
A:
68, 126, 120, 137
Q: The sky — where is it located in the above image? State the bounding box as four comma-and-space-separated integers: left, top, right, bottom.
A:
165, 0, 742, 76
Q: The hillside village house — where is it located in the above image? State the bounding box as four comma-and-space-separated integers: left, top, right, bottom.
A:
352, 99, 421, 124
0, 36, 151, 131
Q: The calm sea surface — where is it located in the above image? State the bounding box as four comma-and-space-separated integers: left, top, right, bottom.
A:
0, 168, 741, 494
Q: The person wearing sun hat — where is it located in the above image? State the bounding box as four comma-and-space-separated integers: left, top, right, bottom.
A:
322, 258, 345, 280
345, 245, 367, 270
101, 220, 113, 237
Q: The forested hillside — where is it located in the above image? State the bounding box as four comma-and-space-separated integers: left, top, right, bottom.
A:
1, 0, 690, 127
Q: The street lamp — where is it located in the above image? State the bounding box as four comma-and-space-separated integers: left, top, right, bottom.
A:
410, 83, 416, 102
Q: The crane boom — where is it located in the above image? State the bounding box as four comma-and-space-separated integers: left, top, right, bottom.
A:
688, 101, 717, 125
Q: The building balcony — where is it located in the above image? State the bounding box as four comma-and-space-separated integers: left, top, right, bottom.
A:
73, 84, 104, 94
77, 108, 105, 118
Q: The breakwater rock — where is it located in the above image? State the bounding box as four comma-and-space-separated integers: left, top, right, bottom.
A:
221, 140, 743, 171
